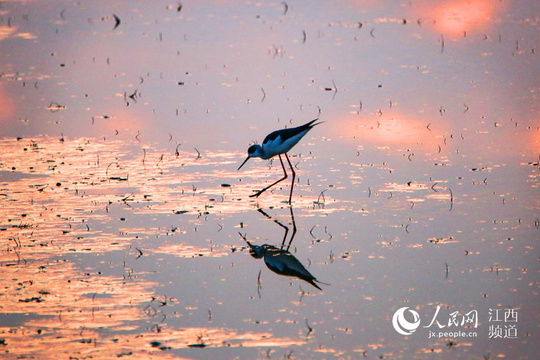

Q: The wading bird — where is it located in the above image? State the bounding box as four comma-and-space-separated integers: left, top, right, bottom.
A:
238, 118, 322, 204
239, 207, 327, 290
246, 242, 323, 290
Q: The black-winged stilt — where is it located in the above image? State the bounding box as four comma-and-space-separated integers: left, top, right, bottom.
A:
238, 118, 322, 204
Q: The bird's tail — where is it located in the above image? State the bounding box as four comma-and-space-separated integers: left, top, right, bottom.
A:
309, 118, 324, 128
310, 278, 330, 290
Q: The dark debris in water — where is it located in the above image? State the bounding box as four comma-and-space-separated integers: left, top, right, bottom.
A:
19, 296, 44, 303
188, 343, 207, 348
150, 341, 171, 351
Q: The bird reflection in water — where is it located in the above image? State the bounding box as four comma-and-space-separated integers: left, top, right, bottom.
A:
240, 207, 327, 291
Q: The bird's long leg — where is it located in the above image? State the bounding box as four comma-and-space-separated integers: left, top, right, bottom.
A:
284, 206, 297, 251
250, 154, 288, 198
284, 153, 296, 204
257, 208, 291, 250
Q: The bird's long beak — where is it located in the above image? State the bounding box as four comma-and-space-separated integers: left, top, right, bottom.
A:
237, 156, 250, 171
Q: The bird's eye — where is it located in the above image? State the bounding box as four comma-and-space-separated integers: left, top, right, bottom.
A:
247, 145, 257, 154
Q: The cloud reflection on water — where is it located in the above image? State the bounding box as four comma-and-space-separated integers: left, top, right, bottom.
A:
0, 135, 315, 358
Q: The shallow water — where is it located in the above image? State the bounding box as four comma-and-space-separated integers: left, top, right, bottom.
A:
0, 1, 538, 359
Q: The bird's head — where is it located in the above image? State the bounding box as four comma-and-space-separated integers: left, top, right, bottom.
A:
247, 243, 265, 259
237, 144, 263, 170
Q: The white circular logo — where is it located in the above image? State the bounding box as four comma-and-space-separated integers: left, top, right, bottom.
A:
392, 307, 421, 335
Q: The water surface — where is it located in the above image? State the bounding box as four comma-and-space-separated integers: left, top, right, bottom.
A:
0, 1, 538, 359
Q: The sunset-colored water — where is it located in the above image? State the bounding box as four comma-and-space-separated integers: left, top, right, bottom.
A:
1, 1, 538, 359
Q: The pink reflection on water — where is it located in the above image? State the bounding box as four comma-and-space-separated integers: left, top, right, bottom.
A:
417, 0, 502, 37
0, 135, 322, 359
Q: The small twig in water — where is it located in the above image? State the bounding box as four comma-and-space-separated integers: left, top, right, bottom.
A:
317, 189, 327, 204
282, 1, 288, 15
156, 154, 164, 166
309, 225, 317, 239
112, 14, 121, 30
106, 161, 118, 176
122, 193, 134, 202
305, 318, 313, 337
440, 34, 445, 53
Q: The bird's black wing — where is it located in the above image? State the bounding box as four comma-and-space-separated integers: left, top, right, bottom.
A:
262, 118, 319, 145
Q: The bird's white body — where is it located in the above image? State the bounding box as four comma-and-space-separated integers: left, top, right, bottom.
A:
255, 129, 311, 160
